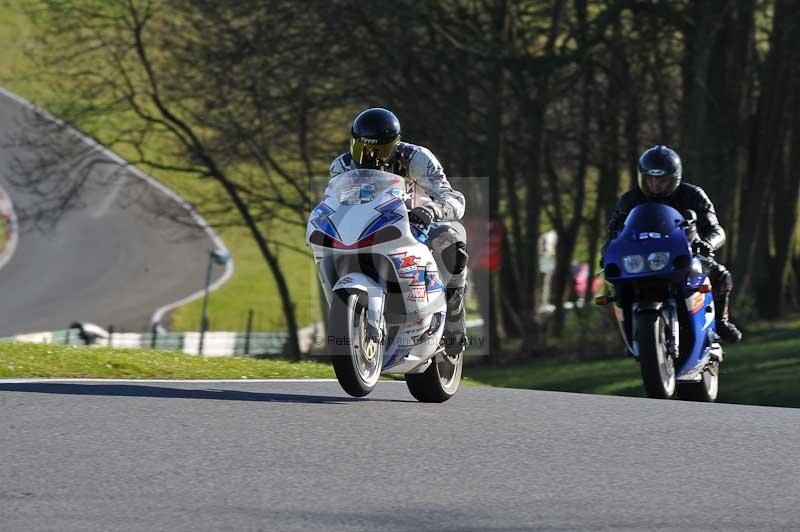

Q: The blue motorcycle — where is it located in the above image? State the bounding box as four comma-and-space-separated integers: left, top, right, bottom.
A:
598, 203, 723, 401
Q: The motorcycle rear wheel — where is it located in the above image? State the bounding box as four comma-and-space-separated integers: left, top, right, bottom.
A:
329, 291, 382, 397
677, 362, 719, 402
638, 309, 677, 399
405, 350, 463, 403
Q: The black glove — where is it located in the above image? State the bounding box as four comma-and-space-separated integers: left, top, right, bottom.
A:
408, 206, 435, 229
692, 239, 715, 257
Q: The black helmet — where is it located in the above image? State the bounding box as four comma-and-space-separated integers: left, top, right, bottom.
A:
350, 108, 401, 170
637, 145, 682, 199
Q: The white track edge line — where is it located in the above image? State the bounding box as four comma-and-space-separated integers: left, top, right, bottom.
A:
0, 378, 411, 384
0, 378, 344, 384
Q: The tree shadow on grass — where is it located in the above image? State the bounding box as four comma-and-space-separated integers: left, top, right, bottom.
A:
0, 383, 415, 404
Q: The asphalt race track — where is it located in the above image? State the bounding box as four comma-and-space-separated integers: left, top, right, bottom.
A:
0, 380, 797, 532
0, 91, 228, 335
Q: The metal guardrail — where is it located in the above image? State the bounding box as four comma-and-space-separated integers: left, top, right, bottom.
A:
2, 318, 491, 357
1, 329, 289, 356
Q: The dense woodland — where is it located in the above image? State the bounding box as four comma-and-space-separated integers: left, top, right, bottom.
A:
18, 0, 800, 358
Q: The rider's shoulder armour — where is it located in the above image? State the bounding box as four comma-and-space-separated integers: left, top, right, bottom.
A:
392, 142, 421, 177
329, 152, 354, 177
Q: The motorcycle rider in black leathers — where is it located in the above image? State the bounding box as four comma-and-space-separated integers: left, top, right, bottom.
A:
605, 145, 742, 343
328, 108, 469, 356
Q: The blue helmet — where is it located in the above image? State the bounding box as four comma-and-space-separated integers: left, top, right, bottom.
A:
637, 145, 682, 199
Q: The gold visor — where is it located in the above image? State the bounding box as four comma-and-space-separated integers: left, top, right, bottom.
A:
351, 138, 398, 168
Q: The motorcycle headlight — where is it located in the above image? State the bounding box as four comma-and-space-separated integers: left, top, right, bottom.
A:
647, 252, 670, 271
622, 254, 645, 273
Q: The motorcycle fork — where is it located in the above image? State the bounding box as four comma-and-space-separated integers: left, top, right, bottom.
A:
664, 301, 679, 359
630, 302, 679, 360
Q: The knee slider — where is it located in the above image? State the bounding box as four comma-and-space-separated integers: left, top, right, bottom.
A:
442, 241, 468, 275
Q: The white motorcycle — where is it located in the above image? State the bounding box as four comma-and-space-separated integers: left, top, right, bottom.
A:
306, 169, 463, 402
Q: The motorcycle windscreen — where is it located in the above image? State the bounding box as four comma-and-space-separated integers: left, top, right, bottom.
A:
603, 202, 691, 277
326, 169, 405, 204
619, 203, 685, 238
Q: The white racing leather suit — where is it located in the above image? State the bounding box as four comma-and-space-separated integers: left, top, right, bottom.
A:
329, 142, 468, 354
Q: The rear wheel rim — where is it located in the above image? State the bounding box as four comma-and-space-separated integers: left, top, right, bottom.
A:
704, 368, 719, 399
435, 351, 462, 394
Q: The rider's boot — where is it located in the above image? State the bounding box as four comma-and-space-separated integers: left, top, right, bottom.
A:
715, 291, 742, 343
443, 285, 467, 357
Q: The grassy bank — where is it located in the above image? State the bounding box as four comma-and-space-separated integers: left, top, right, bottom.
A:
464, 317, 800, 408
0, 343, 334, 379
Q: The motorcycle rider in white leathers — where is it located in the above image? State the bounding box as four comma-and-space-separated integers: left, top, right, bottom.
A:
328, 108, 469, 356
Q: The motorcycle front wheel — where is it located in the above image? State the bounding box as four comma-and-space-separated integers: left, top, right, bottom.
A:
329, 291, 383, 397
637, 309, 677, 399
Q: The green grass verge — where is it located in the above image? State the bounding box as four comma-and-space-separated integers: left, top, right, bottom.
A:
1, 317, 796, 405
0, 343, 334, 379
464, 317, 800, 408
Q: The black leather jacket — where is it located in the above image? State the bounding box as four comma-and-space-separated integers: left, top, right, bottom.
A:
606, 183, 726, 250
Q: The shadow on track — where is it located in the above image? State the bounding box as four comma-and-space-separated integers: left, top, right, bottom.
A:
0, 383, 414, 404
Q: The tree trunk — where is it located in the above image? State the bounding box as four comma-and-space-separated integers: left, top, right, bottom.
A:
681, 0, 755, 264
522, 99, 544, 354
223, 181, 302, 359
764, 88, 800, 317
735, 0, 800, 295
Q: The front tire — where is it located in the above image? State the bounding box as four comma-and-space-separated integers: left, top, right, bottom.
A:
329, 291, 383, 397
638, 309, 677, 399
405, 351, 463, 403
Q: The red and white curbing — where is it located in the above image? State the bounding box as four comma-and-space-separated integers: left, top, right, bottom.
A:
0, 184, 19, 272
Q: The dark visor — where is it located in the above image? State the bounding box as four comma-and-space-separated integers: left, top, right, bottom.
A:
351, 138, 397, 167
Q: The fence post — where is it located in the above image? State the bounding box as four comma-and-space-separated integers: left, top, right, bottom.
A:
245, 309, 254, 355
108, 325, 113, 347
151, 322, 158, 349
65, 328, 70, 345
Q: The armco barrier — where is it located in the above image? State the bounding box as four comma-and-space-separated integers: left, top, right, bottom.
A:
2, 330, 289, 356
3, 321, 483, 357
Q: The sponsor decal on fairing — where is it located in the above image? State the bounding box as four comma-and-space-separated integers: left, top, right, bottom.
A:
408, 285, 427, 302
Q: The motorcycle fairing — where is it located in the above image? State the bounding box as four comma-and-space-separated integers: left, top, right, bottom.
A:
603, 205, 691, 284
358, 197, 405, 240
316, 192, 405, 248
331, 273, 386, 334
678, 284, 716, 381
310, 202, 340, 240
